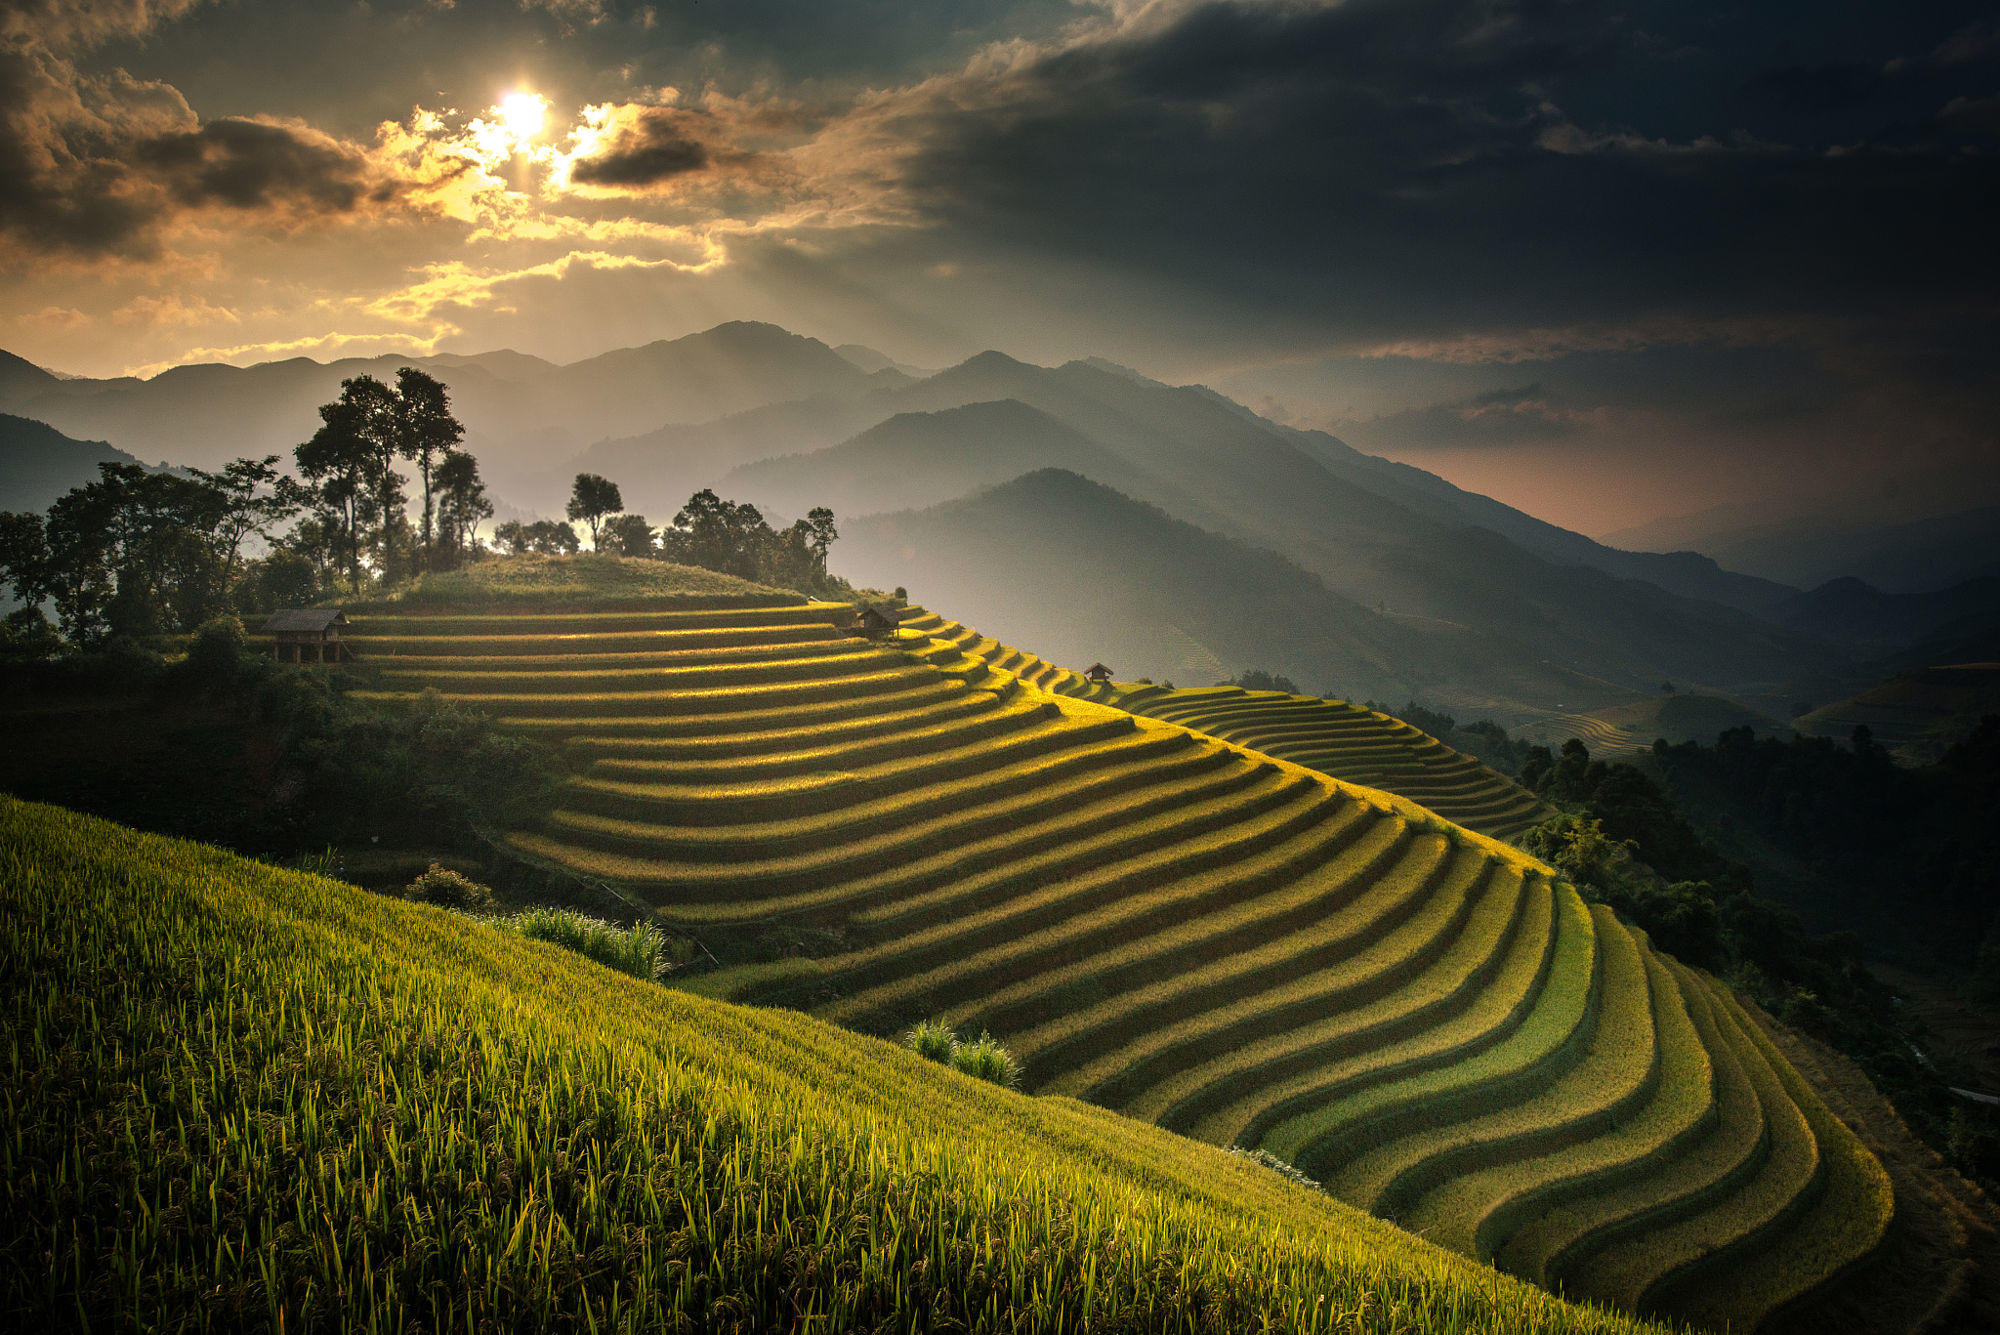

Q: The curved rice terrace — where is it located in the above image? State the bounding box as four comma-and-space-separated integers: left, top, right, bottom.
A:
900, 608, 1550, 840
350, 593, 1893, 1331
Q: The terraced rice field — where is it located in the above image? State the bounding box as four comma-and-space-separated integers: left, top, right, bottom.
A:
901, 610, 1549, 840
353, 594, 1894, 1331
1516, 710, 1648, 757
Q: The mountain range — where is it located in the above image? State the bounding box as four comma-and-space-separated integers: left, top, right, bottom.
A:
4, 323, 1991, 721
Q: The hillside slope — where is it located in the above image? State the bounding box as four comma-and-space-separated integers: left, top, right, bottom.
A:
720, 398, 1189, 522
836, 468, 1626, 712
1, 795, 1672, 1334
347, 579, 1897, 1331
0, 413, 151, 514
1795, 663, 2000, 764
581, 345, 1832, 704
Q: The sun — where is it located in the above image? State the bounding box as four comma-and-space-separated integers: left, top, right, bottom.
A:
498, 90, 548, 141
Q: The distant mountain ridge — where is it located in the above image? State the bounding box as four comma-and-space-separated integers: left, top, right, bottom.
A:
1606, 502, 2000, 596
839, 467, 1663, 712
0, 322, 875, 505
0, 415, 151, 516
0, 324, 1897, 717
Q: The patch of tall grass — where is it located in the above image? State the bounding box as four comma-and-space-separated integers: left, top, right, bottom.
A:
903, 1019, 1024, 1088
491, 905, 669, 981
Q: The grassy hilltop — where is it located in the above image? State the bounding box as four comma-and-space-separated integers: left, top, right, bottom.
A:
328, 564, 1909, 1332
1, 795, 1673, 1335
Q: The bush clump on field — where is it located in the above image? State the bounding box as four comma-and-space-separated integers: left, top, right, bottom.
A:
181, 614, 249, 689
905, 1017, 960, 1063
493, 906, 669, 982
951, 1031, 1024, 1090
1226, 1146, 1323, 1193
903, 1021, 1023, 1089
406, 862, 494, 910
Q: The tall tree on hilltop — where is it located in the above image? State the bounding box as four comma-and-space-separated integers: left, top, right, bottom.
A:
805, 506, 838, 567
434, 451, 492, 562
394, 367, 464, 565
295, 393, 376, 588
567, 473, 623, 549
331, 375, 403, 565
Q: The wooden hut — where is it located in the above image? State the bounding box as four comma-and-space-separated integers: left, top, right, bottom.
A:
264, 608, 351, 663
852, 601, 903, 640
1084, 662, 1114, 686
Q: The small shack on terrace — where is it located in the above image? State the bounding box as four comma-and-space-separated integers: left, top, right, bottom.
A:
1084, 663, 1114, 686
849, 601, 903, 640
264, 608, 351, 663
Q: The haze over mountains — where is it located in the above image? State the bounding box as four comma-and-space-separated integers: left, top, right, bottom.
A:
2, 321, 1991, 722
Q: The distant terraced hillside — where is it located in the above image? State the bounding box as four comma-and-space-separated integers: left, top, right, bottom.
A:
900, 609, 1548, 839
1796, 662, 2000, 764
350, 589, 1896, 1332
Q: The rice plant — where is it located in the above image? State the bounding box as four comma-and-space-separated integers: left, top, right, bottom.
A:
951, 1030, 1024, 1089
905, 1016, 960, 1063
492, 904, 668, 980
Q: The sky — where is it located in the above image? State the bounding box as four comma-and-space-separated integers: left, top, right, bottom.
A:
1, 0, 1996, 536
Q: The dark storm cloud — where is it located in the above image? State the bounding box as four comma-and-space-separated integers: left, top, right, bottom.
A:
135, 118, 376, 211
568, 109, 713, 187
1343, 383, 1583, 450
903, 0, 2000, 351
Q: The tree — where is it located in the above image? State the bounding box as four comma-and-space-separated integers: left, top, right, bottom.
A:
525, 520, 580, 555
496, 519, 579, 556
599, 513, 656, 557
11, 463, 230, 640
295, 386, 382, 587
188, 455, 308, 588
492, 520, 531, 556
434, 451, 492, 562
567, 473, 623, 548
335, 374, 404, 571
394, 367, 464, 564
0, 511, 55, 610
805, 506, 838, 564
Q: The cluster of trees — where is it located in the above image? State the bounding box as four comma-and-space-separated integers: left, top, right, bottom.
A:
0, 457, 310, 645
1648, 722, 2000, 984
292, 368, 491, 586
0, 614, 557, 865
1375, 700, 1536, 776
0, 366, 853, 649
0, 368, 493, 648
520, 475, 847, 595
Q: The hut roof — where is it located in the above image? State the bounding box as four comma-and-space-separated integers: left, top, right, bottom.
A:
1085, 662, 1112, 676
857, 602, 903, 624
264, 608, 347, 634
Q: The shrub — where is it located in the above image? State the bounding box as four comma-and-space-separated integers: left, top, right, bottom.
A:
950, 1031, 1023, 1090
905, 1017, 960, 1064
406, 862, 494, 910
182, 614, 248, 688
496, 906, 668, 981
1226, 1146, 1322, 1193
0, 606, 60, 663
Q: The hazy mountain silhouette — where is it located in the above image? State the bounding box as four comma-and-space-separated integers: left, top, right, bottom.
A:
839, 469, 1675, 712
0, 415, 150, 515
0, 325, 1870, 711
0, 322, 874, 506
719, 399, 1196, 522
1773, 576, 2000, 653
